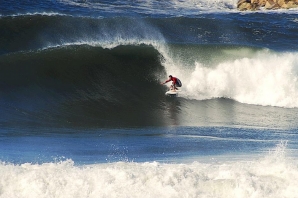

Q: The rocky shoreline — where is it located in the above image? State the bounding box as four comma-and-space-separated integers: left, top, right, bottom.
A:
237, 0, 298, 11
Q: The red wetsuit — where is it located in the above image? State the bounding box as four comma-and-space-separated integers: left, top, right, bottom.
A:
165, 76, 177, 84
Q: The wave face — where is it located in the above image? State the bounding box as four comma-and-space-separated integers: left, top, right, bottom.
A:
2, 43, 298, 129
2, 13, 298, 128
0, 45, 168, 127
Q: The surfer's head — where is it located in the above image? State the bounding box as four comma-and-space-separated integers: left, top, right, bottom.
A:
169, 75, 172, 78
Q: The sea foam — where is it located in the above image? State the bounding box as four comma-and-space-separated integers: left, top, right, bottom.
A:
0, 142, 297, 198
182, 50, 298, 108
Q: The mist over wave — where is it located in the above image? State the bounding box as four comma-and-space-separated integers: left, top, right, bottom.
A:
0, 15, 166, 55
2, 13, 298, 55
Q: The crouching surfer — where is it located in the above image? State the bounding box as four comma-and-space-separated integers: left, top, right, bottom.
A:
161, 75, 182, 91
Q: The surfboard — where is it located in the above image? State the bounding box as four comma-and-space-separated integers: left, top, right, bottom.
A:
165, 89, 181, 96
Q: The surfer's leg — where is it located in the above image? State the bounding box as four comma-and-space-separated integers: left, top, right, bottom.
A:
173, 84, 177, 91
175, 83, 178, 90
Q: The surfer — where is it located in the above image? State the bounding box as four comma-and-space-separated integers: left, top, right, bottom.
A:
161, 75, 182, 91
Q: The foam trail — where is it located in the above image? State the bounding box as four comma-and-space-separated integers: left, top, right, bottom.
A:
0, 142, 297, 198
59, 0, 239, 13
184, 50, 298, 108
1, 12, 69, 17
171, 0, 238, 10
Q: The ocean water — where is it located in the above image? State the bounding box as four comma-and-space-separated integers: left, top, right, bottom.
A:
1, 0, 298, 197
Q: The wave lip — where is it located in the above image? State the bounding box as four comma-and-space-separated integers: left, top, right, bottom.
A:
0, 14, 166, 55
0, 12, 69, 18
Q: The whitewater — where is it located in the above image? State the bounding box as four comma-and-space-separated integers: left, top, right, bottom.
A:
1, 142, 298, 198
1, 0, 298, 198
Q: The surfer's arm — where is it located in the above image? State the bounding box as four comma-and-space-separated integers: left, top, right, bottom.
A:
161, 79, 171, 84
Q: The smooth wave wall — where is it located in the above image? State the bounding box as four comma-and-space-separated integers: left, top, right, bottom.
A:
0, 45, 168, 127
